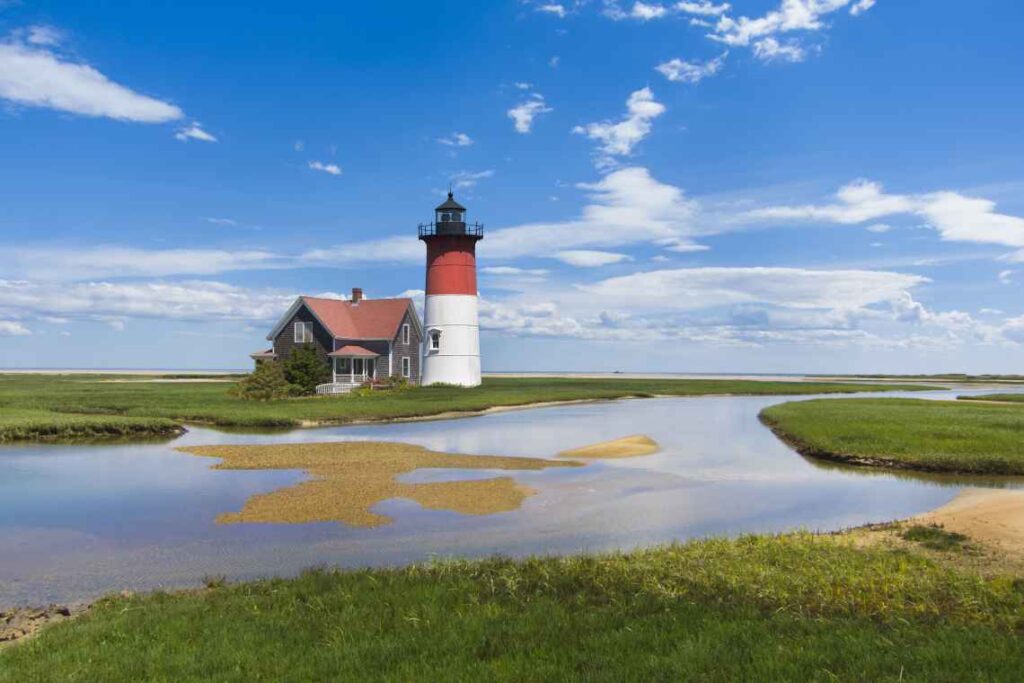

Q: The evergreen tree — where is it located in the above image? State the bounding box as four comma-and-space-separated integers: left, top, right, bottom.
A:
283, 344, 332, 395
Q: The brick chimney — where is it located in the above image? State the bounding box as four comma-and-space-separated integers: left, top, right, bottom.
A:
351, 287, 363, 304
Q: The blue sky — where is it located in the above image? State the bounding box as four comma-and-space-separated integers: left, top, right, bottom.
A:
1, 0, 1023, 372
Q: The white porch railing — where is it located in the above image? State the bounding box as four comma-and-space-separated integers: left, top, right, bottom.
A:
315, 382, 360, 396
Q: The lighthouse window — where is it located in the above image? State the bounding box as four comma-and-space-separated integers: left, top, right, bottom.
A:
429, 330, 441, 351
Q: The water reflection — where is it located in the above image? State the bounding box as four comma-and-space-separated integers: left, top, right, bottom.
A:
1, 386, 1022, 606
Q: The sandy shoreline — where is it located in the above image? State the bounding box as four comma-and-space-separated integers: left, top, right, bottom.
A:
914, 488, 1024, 557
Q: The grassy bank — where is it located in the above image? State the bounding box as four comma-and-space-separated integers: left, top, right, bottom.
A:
0, 407, 184, 443
961, 394, 1024, 404
2, 533, 1022, 681
0, 374, 931, 442
760, 398, 1024, 475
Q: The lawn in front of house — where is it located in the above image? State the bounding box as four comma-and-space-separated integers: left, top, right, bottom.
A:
2, 533, 1022, 682
760, 398, 1024, 474
0, 374, 934, 441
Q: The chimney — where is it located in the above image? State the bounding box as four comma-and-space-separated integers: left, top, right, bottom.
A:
351, 287, 363, 304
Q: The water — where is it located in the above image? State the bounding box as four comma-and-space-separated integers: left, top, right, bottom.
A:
2, 387, 1021, 606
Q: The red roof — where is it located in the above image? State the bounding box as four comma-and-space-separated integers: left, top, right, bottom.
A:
302, 296, 412, 340
329, 345, 379, 357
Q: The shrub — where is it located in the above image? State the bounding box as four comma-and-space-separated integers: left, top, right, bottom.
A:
231, 361, 299, 401
283, 345, 332, 395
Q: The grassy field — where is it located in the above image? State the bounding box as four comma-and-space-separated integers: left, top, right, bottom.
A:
0, 374, 931, 442
760, 398, 1024, 474
2, 533, 1022, 681
962, 394, 1024, 404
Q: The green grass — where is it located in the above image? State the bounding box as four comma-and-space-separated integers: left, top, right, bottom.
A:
0, 374, 932, 442
2, 534, 1023, 682
760, 398, 1024, 474
962, 394, 1024, 404
901, 525, 971, 552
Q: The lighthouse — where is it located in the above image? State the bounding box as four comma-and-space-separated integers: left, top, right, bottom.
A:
418, 192, 484, 386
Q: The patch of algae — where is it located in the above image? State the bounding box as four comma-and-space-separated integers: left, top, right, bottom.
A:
178, 442, 582, 528
558, 435, 660, 459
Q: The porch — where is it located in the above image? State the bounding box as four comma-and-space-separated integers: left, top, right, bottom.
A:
315, 345, 380, 395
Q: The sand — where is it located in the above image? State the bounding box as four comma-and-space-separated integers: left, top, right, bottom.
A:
914, 487, 1024, 557
178, 442, 581, 527
558, 435, 660, 459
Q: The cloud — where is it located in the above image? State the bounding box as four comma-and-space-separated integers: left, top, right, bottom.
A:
580, 267, 926, 312
573, 87, 665, 166
450, 169, 494, 189
631, 2, 668, 20
999, 270, 1015, 285
675, 1, 731, 16
174, 122, 217, 142
747, 179, 1024, 254
554, 250, 631, 267
324, 166, 702, 263
866, 223, 892, 233
751, 37, 805, 62
655, 52, 728, 83
481, 266, 550, 276
204, 217, 239, 227
25, 25, 62, 46
0, 320, 31, 336
849, 0, 876, 16
0, 279, 296, 324
0, 39, 183, 123
438, 132, 473, 147
536, 3, 567, 17
507, 93, 553, 133
308, 160, 342, 176
4, 246, 281, 281
513, 82, 533, 90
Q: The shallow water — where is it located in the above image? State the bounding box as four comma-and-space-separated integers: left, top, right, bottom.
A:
2, 387, 1022, 606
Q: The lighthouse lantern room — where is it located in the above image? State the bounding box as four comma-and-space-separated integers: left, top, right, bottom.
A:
418, 192, 484, 386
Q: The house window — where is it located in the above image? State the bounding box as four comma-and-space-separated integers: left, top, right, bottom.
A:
294, 321, 313, 344
402, 323, 410, 345
402, 357, 411, 378
429, 330, 441, 352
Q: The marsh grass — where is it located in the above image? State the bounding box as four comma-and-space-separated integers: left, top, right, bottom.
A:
2, 534, 1022, 681
902, 525, 971, 552
962, 394, 1024, 404
0, 374, 931, 442
760, 398, 1024, 475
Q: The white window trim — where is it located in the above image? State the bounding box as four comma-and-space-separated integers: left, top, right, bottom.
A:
402, 323, 410, 345
429, 329, 441, 352
402, 356, 411, 378
294, 321, 308, 343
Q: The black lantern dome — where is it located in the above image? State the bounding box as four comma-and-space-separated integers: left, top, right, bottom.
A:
419, 191, 484, 240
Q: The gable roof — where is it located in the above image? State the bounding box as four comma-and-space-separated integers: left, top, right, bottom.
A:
267, 296, 419, 342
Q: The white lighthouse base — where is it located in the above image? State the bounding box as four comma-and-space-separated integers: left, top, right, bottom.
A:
422, 294, 481, 387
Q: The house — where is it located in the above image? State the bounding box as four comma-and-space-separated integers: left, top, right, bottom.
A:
251, 287, 422, 393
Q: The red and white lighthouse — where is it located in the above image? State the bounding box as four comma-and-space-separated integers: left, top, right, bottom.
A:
418, 192, 483, 386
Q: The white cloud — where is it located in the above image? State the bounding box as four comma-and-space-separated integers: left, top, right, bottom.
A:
747, 179, 1024, 254
554, 250, 632, 267
655, 52, 727, 83
631, 2, 668, 20
0, 39, 183, 123
328, 166, 701, 263
514, 82, 533, 90
174, 122, 217, 142
204, 217, 239, 227
549, 55, 561, 68
507, 94, 553, 133
580, 267, 926, 312
849, 0, 876, 16
573, 87, 665, 166
4, 247, 280, 281
438, 132, 473, 147
999, 270, 1015, 285
0, 320, 31, 336
675, 1, 731, 16
866, 223, 891, 233
751, 37, 805, 62
481, 266, 550, 276
710, 0, 854, 48
308, 160, 342, 176
0, 279, 295, 324
25, 25, 62, 46
450, 169, 494, 189
537, 3, 567, 17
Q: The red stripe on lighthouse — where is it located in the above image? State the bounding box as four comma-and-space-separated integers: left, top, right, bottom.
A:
425, 236, 478, 295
